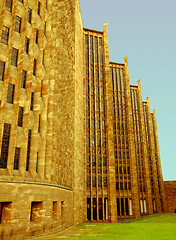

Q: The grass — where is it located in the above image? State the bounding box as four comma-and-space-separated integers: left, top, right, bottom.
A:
39, 213, 176, 240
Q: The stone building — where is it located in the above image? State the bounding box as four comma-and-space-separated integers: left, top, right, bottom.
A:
0, 0, 174, 239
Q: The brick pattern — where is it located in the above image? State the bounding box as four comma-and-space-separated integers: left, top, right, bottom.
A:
164, 181, 176, 213
0, 0, 85, 239
0, 0, 170, 239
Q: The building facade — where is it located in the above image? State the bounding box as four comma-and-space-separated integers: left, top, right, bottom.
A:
84, 26, 166, 222
0, 0, 171, 239
164, 181, 176, 213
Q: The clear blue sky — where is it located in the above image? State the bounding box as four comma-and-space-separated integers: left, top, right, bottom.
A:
79, 0, 176, 180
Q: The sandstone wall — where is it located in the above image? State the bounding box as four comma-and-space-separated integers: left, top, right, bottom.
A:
0, 0, 85, 239
0, 183, 73, 240
164, 181, 176, 213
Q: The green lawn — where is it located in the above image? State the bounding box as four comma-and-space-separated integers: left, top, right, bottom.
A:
43, 214, 176, 240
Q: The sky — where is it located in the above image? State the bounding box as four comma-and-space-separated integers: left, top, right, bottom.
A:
79, 0, 176, 181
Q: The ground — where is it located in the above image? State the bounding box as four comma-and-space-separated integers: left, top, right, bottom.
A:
28, 213, 176, 240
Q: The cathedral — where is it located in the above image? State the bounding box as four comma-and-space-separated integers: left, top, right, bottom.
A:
0, 0, 175, 239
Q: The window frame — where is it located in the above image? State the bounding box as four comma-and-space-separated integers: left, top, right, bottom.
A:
11, 48, 18, 67
1, 26, 9, 45
6, 83, 15, 104
5, 0, 13, 12
14, 15, 21, 33
0, 61, 5, 81
24, 37, 29, 54
27, 7, 32, 24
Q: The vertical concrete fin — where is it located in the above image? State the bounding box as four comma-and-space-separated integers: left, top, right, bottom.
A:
124, 56, 141, 218
103, 22, 118, 223
137, 81, 153, 215
152, 110, 167, 212
145, 98, 162, 212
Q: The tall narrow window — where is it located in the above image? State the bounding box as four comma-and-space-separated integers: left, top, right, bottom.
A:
1, 26, 9, 45
44, 22, 46, 36
5, 0, 13, 12
26, 129, 31, 171
103, 177, 107, 187
40, 80, 43, 97
14, 147, 20, 170
42, 50, 44, 65
21, 70, 26, 88
92, 176, 96, 187
7, 83, 15, 104
53, 201, 57, 220
33, 59, 36, 76
99, 37, 103, 64
14, 16, 21, 33
24, 37, 29, 54
0, 123, 11, 169
27, 8, 32, 24
11, 48, 18, 66
87, 198, 91, 220
38, 114, 40, 133
61, 201, 64, 217
0, 61, 5, 81
38, 1, 41, 15
46, 0, 47, 9
36, 152, 38, 172
17, 106, 23, 127
30, 92, 34, 111
35, 29, 39, 44
93, 198, 97, 220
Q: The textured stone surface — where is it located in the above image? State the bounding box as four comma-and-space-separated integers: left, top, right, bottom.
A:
0, 0, 172, 240
0, 0, 85, 239
164, 181, 176, 213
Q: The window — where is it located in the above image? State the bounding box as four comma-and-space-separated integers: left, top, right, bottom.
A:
27, 8, 32, 23
36, 152, 38, 172
14, 16, 21, 33
30, 202, 43, 221
61, 201, 64, 217
0, 123, 11, 169
46, 0, 47, 9
103, 157, 107, 166
24, 37, 29, 54
21, 70, 26, 88
0, 61, 5, 81
87, 176, 91, 187
38, 114, 41, 133
37, 1, 41, 15
98, 176, 102, 187
5, 0, 13, 12
17, 106, 23, 127
11, 48, 18, 66
33, 59, 36, 76
103, 177, 107, 187
7, 83, 15, 104
30, 92, 34, 111
53, 201, 57, 219
0, 202, 12, 224
35, 29, 39, 44
14, 147, 20, 170
92, 176, 96, 187
40, 80, 43, 97
44, 22, 46, 36
42, 50, 44, 65
1, 26, 9, 45
26, 129, 31, 171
